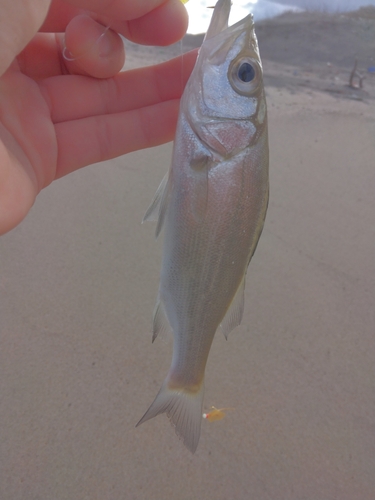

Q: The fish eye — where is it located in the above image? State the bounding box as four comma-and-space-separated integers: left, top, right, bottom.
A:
238, 62, 255, 83
229, 56, 260, 96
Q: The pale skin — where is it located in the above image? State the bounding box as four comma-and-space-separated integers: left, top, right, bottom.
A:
0, 0, 197, 235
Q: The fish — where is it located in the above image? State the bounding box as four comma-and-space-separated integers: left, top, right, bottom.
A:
136, 0, 269, 453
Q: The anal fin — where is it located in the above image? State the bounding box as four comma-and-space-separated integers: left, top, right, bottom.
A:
152, 299, 172, 343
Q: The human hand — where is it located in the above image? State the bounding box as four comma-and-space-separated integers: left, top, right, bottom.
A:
0, 0, 196, 234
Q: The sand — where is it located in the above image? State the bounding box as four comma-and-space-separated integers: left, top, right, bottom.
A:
1, 7, 374, 500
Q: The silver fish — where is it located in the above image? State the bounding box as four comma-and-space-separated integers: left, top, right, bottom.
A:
136, 0, 269, 453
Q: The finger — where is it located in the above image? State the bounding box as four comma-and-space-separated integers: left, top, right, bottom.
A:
17, 34, 62, 79
62, 15, 125, 78
40, 50, 198, 122
17, 19, 125, 80
21, 2, 188, 79
114, 0, 189, 46
39, 0, 79, 32
65, 0, 177, 22
0, 128, 37, 235
42, 0, 188, 46
40, 0, 166, 31
55, 99, 180, 177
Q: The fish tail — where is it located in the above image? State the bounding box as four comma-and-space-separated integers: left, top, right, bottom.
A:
136, 377, 204, 454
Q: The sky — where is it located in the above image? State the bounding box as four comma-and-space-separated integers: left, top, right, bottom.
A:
185, 0, 375, 33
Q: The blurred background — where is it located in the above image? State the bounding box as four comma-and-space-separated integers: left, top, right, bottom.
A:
0, 2, 374, 499
185, 0, 375, 33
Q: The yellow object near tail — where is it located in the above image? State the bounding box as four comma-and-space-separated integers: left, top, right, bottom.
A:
202, 407, 234, 422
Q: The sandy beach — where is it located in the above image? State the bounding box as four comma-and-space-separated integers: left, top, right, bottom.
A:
1, 7, 374, 500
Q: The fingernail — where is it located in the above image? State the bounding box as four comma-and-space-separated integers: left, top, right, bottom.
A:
98, 29, 113, 58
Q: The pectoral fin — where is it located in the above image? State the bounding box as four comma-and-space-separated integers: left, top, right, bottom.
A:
220, 274, 246, 339
143, 172, 170, 238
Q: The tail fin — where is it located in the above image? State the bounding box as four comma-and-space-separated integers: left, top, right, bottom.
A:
136, 378, 204, 454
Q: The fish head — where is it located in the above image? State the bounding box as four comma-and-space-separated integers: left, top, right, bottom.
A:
184, 0, 267, 159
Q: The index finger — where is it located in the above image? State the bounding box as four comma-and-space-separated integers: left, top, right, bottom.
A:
65, 0, 174, 21
40, 49, 198, 123
42, 0, 172, 29
41, 0, 189, 46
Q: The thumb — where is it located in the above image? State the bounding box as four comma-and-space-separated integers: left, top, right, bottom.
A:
60, 14, 125, 78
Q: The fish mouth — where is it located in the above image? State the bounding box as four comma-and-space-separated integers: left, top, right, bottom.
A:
205, 0, 254, 42
200, 3, 258, 73
205, 0, 231, 40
